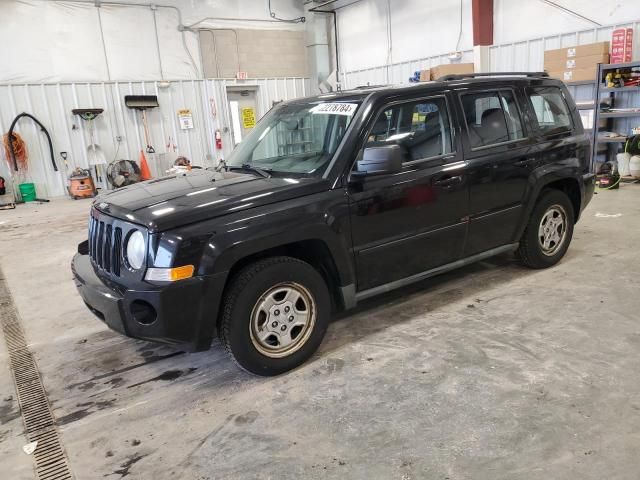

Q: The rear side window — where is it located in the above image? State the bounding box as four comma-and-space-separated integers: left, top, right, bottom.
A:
365, 97, 453, 162
527, 87, 573, 135
461, 90, 525, 149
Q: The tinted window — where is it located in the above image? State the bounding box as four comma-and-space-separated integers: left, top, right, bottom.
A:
462, 91, 525, 148
365, 97, 453, 162
528, 87, 572, 134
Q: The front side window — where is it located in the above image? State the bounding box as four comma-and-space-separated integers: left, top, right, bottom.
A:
462, 90, 525, 148
226, 100, 361, 176
364, 97, 453, 162
528, 87, 572, 135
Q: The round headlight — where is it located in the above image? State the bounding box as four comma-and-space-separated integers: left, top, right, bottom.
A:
126, 230, 146, 270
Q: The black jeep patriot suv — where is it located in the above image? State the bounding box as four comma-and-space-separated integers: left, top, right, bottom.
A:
72, 72, 595, 375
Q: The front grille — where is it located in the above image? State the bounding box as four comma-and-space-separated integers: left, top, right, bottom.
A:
89, 213, 123, 277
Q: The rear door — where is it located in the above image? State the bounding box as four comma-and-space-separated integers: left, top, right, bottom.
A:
457, 87, 537, 255
347, 93, 469, 292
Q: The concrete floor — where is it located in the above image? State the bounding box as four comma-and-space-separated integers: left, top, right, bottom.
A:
1, 185, 640, 480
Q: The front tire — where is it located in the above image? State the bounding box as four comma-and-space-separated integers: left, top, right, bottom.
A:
516, 189, 575, 269
219, 256, 330, 376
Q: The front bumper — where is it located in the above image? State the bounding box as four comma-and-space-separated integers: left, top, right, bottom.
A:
71, 253, 227, 352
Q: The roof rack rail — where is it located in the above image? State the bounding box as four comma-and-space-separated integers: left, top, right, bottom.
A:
437, 72, 549, 81
354, 84, 389, 90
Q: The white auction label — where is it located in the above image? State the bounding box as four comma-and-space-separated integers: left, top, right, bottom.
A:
311, 103, 358, 115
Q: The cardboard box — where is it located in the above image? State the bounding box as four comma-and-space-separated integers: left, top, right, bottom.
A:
611, 28, 633, 63
547, 66, 598, 83
544, 41, 610, 63
544, 53, 610, 71
419, 69, 431, 82
431, 63, 474, 80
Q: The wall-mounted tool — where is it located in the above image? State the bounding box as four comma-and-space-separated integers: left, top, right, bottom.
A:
5, 113, 57, 172
72, 108, 107, 186
166, 136, 177, 152
124, 95, 159, 153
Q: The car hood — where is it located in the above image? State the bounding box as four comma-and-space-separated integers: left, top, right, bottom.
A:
93, 169, 328, 232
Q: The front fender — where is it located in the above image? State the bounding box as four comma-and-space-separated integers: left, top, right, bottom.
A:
155, 188, 355, 289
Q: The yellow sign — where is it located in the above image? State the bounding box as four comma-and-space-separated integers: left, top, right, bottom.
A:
241, 107, 256, 129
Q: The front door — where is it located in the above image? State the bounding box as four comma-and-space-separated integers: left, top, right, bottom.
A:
227, 89, 258, 146
348, 94, 469, 292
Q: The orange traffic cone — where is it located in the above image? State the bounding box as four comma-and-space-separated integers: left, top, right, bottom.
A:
139, 150, 152, 180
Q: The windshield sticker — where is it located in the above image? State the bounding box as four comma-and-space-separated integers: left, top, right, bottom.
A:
311, 103, 358, 116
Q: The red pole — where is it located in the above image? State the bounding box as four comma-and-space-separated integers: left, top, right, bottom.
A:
472, 0, 494, 46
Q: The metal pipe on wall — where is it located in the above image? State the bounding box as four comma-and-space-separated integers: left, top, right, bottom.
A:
151, 6, 165, 80
95, 7, 112, 81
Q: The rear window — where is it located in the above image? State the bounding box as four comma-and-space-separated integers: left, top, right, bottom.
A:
527, 87, 573, 135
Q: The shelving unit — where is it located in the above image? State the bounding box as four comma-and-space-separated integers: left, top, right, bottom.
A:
591, 61, 640, 170
599, 111, 640, 119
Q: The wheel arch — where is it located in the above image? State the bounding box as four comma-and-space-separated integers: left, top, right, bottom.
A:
515, 171, 583, 241
541, 177, 581, 222
213, 237, 352, 331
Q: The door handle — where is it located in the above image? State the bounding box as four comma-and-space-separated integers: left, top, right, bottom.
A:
433, 175, 462, 187
514, 157, 536, 167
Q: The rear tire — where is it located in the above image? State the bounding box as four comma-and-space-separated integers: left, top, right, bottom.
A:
219, 256, 330, 376
516, 189, 574, 269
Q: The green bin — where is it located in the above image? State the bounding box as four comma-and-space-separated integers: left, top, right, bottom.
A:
18, 183, 36, 202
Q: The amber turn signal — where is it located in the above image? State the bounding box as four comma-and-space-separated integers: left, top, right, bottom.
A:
145, 265, 195, 282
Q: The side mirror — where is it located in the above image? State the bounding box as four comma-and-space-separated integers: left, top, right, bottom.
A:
353, 144, 403, 179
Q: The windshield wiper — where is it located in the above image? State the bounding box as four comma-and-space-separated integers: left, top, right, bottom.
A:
227, 164, 272, 178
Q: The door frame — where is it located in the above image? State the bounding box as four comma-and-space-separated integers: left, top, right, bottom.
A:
226, 86, 260, 147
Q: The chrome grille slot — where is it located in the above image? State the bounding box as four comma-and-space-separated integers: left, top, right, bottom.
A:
112, 227, 122, 276
104, 224, 112, 272
96, 222, 105, 268
87, 210, 130, 278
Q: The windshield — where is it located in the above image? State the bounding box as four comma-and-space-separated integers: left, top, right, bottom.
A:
226, 100, 361, 176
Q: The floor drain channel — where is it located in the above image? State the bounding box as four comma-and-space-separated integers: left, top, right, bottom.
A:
0, 270, 73, 480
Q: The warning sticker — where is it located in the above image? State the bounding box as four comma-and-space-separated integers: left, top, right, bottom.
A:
311, 103, 358, 116
241, 107, 256, 129
178, 109, 193, 130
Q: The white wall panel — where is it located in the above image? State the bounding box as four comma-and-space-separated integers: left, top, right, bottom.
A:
0, 78, 309, 199
337, 0, 473, 73
341, 50, 474, 89
0, 0, 305, 83
494, 0, 640, 45
342, 20, 640, 88
489, 21, 640, 72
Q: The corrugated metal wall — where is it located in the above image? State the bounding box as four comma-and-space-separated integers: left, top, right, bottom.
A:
341, 50, 475, 89
0, 78, 309, 198
489, 21, 640, 72
341, 20, 640, 89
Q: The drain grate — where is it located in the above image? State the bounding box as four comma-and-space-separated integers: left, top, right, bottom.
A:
0, 269, 73, 480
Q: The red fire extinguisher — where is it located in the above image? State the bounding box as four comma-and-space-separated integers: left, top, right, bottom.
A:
215, 129, 222, 150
